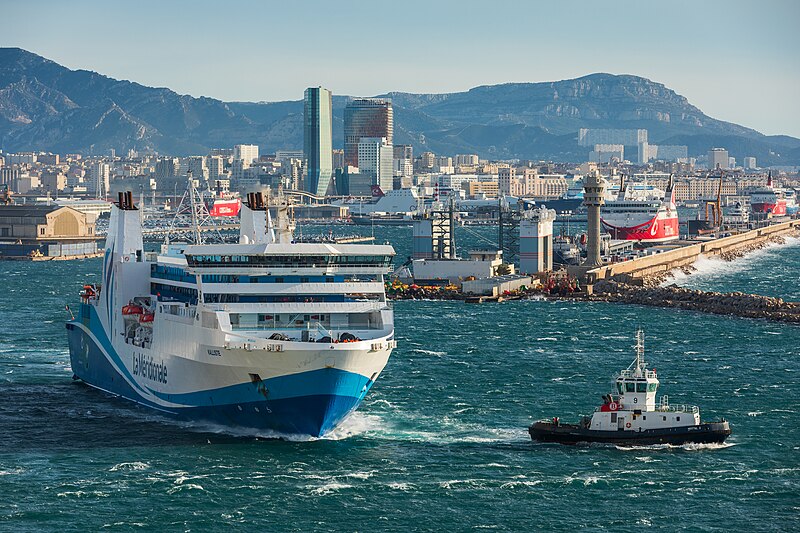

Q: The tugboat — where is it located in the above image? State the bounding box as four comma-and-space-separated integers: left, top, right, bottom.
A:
529, 329, 731, 446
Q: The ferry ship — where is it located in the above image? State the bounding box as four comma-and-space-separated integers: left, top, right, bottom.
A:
750, 174, 788, 216
208, 198, 241, 217
529, 329, 731, 446
66, 191, 397, 437
601, 176, 679, 243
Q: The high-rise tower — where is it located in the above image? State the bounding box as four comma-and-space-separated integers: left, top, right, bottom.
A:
303, 87, 333, 196
344, 98, 393, 168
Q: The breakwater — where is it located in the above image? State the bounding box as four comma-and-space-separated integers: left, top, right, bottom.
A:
587, 220, 800, 284
591, 279, 800, 323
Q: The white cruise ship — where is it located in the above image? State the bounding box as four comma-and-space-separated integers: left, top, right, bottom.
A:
67, 191, 396, 437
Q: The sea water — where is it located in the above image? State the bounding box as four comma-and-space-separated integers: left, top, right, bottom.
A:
0, 226, 797, 531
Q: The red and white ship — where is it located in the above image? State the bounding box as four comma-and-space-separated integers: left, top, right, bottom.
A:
750, 174, 787, 216
208, 198, 242, 217
601, 176, 679, 243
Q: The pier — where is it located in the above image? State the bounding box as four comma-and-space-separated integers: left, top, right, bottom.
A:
585, 220, 800, 285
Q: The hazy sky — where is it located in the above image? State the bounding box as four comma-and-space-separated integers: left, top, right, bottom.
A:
4, 0, 800, 137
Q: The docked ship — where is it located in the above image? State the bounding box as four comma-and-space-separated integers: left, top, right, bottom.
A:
750, 174, 788, 216
208, 198, 241, 217
724, 201, 750, 226
351, 212, 415, 226
66, 190, 397, 437
529, 329, 731, 446
601, 176, 679, 243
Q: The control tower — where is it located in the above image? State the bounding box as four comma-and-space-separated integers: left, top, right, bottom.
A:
582, 172, 606, 268
519, 205, 556, 274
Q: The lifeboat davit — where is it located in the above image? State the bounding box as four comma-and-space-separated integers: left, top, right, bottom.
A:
122, 304, 144, 316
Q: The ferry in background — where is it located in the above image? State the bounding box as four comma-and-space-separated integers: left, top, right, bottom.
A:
209, 198, 241, 217
750, 174, 789, 216
540, 176, 619, 215
66, 190, 397, 437
784, 188, 799, 215
337, 186, 421, 217
601, 176, 679, 243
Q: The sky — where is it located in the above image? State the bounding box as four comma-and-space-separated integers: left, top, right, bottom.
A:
3, 0, 800, 137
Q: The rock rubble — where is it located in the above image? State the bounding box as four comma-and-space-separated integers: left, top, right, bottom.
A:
592, 279, 800, 323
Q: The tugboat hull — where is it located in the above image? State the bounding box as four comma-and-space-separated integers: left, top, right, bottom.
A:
529, 421, 731, 446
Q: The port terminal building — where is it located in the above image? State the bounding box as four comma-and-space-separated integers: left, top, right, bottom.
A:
0, 205, 101, 260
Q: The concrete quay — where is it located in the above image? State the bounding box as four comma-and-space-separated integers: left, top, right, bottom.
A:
585, 220, 800, 285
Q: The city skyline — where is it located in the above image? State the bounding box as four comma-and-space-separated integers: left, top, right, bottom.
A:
3, 0, 799, 138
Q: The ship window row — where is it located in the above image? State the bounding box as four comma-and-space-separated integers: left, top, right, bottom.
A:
203, 293, 382, 304
187, 254, 392, 268
230, 311, 382, 330
617, 382, 657, 393
200, 274, 379, 283
152, 282, 199, 305
152, 264, 196, 284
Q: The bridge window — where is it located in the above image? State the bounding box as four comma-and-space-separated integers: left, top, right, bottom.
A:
625, 382, 635, 392
617, 382, 624, 394
636, 382, 647, 393
648, 383, 658, 392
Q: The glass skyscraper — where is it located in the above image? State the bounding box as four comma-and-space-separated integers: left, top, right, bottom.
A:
343, 98, 393, 168
303, 87, 333, 196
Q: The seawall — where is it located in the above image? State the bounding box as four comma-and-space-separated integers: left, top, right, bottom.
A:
587, 220, 800, 284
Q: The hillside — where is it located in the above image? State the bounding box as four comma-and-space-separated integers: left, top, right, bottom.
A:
1, 48, 798, 164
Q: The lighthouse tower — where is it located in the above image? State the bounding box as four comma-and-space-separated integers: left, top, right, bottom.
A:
582, 171, 607, 268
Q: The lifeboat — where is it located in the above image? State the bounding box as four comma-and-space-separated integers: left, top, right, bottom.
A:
122, 304, 144, 316
139, 313, 155, 324
80, 285, 96, 299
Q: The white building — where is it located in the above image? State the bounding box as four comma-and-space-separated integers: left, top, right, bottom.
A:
208, 155, 225, 179
708, 148, 729, 170
744, 156, 757, 169
88, 162, 110, 198
455, 154, 480, 166
187, 156, 208, 181
590, 144, 625, 163
357, 137, 393, 193
234, 144, 259, 164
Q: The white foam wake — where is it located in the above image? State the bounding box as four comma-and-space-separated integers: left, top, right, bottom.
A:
664, 235, 800, 286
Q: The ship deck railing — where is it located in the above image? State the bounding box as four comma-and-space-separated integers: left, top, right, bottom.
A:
655, 403, 699, 414
618, 369, 657, 379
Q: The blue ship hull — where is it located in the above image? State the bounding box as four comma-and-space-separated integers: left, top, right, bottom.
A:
66, 316, 374, 437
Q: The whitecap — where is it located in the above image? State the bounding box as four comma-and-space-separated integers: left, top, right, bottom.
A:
345, 470, 376, 480
411, 349, 447, 356
109, 462, 150, 472
308, 482, 353, 495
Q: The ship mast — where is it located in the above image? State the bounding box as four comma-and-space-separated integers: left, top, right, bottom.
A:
165, 171, 224, 245
634, 327, 645, 377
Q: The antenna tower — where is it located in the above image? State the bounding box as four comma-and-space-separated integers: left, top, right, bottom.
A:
165, 171, 224, 244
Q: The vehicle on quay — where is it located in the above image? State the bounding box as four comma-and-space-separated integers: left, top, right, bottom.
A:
66, 189, 397, 437
529, 329, 731, 446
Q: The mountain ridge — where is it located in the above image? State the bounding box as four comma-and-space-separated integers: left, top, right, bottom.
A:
1, 47, 798, 164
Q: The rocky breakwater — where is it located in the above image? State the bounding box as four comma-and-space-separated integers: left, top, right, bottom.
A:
593, 279, 800, 323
